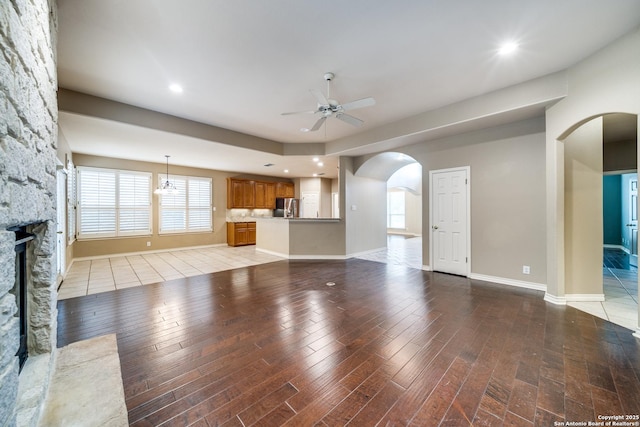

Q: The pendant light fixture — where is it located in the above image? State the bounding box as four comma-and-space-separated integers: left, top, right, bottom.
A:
154, 155, 179, 195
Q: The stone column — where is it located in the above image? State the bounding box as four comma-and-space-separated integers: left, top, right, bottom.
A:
0, 0, 58, 426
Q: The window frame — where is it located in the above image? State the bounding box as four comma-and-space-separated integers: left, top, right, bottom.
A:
158, 174, 212, 234
77, 166, 152, 240
387, 189, 406, 230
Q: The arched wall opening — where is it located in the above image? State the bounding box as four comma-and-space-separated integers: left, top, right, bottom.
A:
558, 112, 638, 329
354, 152, 423, 267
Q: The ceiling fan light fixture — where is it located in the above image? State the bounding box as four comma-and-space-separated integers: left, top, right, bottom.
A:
282, 72, 375, 132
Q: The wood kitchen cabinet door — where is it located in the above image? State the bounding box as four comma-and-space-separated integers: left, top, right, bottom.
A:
255, 182, 266, 208
265, 183, 276, 208
227, 179, 244, 208
276, 182, 294, 198
242, 181, 255, 207
247, 222, 256, 244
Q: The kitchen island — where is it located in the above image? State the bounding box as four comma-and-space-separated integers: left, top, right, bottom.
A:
255, 217, 345, 259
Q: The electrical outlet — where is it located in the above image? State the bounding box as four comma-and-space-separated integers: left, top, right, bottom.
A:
522, 265, 530, 274
146, 241, 151, 247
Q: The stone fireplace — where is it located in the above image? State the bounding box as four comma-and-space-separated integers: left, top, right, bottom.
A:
10, 226, 33, 372
0, 0, 59, 426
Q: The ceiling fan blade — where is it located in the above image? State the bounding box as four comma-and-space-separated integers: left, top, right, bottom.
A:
335, 113, 363, 127
310, 88, 329, 106
281, 110, 316, 116
341, 97, 376, 111
309, 116, 327, 131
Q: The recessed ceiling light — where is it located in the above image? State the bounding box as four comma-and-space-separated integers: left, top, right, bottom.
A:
300, 128, 310, 132
498, 42, 519, 55
312, 157, 319, 162
312, 173, 318, 177
284, 169, 289, 173
169, 84, 183, 94
317, 162, 324, 167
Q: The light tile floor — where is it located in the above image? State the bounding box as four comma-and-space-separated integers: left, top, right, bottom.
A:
58, 245, 284, 300
568, 266, 639, 331
59, 237, 639, 332
356, 234, 423, 270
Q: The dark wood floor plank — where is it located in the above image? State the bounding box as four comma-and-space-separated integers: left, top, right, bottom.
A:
408, 356, 472, 426
55, 259, 640, 426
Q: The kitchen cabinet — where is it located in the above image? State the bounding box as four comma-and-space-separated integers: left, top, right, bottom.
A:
255, 182, 266, 208
265, 183, 276, 209
247, 222, 256, 244
227, 178, 292, 209
227, 221, 256, 246
276, 182, 295, 198
242, 180, 255, 207
228, 179, 244, 208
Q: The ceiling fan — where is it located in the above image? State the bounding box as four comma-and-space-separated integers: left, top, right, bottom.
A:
282, 72, 375, 132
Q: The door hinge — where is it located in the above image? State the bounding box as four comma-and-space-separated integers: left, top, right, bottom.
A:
466, 257, 468, 263
465, 178, 468, 184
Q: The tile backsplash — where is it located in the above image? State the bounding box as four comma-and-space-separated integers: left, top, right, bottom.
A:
226, 208, 273, 222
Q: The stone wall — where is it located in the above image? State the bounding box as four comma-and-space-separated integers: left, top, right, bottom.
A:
0, 0, 58, 426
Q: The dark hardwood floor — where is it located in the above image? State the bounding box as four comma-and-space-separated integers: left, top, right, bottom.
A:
57, 259, 640, 426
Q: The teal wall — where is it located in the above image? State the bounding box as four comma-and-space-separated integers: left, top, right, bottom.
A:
603, 175, 622, 245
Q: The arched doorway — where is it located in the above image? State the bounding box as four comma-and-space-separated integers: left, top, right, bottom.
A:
353, 152, 423, 269
561, 113, 638, 331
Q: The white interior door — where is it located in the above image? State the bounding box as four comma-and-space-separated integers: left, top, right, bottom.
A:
301, 191, 319, 218
430, 167, 469, 276
56, 168, 67, 279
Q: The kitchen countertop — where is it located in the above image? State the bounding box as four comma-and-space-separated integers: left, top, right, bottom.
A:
255, 217, 341, 222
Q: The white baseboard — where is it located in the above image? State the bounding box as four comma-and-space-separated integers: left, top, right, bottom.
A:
633, 328, 640, 340
349, 247, 387, 258
469, 273, 546, 292
289, 254, 349, 260
544, 293, 567, 305
604, 244, 630, 254
422, 265, 432, 271
256, 248, 348, 260
254, 248, 289, 258
565, 293, 605, 302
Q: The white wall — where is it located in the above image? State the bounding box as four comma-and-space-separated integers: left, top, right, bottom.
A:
341, 157, 388, 256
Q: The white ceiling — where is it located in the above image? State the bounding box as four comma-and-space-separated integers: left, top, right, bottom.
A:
56, 0, 640, 178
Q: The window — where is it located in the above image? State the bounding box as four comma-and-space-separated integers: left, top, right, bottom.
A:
77, 167, 151, 239
159, 175, 212, 233
387, 190, 405, 229
67, 160, 77, 243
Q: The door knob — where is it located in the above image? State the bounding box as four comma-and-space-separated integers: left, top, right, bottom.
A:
432, 225, 439, 230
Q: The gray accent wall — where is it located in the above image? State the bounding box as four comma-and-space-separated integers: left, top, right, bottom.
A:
403, 118, 547, 284
603, 175, 623, 246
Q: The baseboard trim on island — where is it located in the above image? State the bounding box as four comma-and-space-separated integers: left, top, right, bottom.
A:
255, 248, 348, 260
